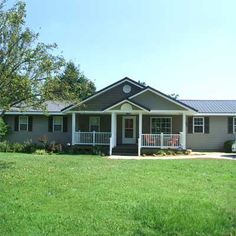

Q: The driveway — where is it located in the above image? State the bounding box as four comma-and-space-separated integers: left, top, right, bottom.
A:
108, 152, 236, 160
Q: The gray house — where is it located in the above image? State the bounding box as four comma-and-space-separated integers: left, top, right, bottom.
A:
3, 77, 236, 155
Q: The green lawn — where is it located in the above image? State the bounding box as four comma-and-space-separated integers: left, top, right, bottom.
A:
0, 153, 235, 235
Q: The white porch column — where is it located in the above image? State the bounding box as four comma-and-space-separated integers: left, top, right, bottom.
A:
138, 113, 143, 156
182, 113, 186, 149
72, 112, 76, 145
111, 112, 117, 148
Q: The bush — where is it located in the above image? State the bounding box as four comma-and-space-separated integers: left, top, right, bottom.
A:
0, 141, 10, 152
65, 145, 109, 156
224, 140, 235, 153
35, 149, 48, 155
0, 118, 9, 141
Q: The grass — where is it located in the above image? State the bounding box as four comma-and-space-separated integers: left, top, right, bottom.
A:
0, 153, 235, 235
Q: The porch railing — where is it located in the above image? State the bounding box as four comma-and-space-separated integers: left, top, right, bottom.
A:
74, 131, 111, 145
141, 133, 183, 149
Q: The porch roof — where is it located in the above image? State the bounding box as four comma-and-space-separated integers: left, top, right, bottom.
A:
103, 99, 150, 112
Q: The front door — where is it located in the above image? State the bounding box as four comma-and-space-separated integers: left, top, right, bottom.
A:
122, 116, 136, 144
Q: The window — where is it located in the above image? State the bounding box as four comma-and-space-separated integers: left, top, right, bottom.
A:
53, 116, 63, 132
234, 117, 236, 133
151, 117, 172, 134
19, 116, 28, 131
193, 117, 204, 133
89, 117, 100, 132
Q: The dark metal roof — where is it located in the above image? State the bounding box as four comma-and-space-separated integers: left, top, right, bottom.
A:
180, 100, 236, 113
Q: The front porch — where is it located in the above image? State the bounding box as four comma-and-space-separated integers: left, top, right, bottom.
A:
71, 112, 187, 156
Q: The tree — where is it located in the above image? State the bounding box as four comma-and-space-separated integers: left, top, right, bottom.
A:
169, 93, 179, 100
0, 117, 9, 141
43, 61, 96, 102
0, 1, 64, 116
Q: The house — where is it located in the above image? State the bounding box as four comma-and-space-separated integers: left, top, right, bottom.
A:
3, 77, 236, 155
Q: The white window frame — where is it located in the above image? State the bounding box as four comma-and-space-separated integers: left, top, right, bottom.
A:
193, 117, 204, 134
19, 116, 29, 131
150, 117, 172, 134
233, 117, 236, 133
53, 116, 63, 132
89, 116, 100, 132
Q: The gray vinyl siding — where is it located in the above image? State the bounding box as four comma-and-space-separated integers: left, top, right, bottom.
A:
132, 91, 187, 111
186, 116, 235, 151
71, 82, 143, 111
4, 115, 72, 144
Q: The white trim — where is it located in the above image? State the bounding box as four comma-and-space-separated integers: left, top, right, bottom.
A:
53, 116, 63, 132
193, 117, 204, 134
89, 116, 100, 132
122, 116, 136, 144
104, 99, 149, 112
111, 112, 117, 148
129, 87, 197, 112
62, 78, 144, 112
19, 115, 29, 131
193, 113, 236, 116
233, 117, 236, 134
150, 117, 172, 134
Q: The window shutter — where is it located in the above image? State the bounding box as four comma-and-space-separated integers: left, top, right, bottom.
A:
28, 116, 33, 132
48, 116, 53, 132
14, 116, 19, 131
187, 117, 193, 133
204, 117, 210, 133
228, 117, 233, 134
63, 116, 68, 132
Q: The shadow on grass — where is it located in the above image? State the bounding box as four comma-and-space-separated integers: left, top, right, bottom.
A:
221, 154, 236, 159
0, 160, 15, 170
132, 199, 235, 236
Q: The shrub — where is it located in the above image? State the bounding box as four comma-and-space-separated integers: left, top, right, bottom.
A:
35, 149, 48, 155
22, 140, 37, 153
0, 141, 10, 152
224, 140, 235, 153
46, 142, 63, 153
11, 143, 24, 153
65, 145, 109, 156
0, 118, 9, 141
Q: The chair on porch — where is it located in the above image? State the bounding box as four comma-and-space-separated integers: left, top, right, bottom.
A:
168, 134, 179, 147
143, 134, 158, 146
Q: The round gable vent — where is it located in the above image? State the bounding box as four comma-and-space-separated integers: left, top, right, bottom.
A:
123, 84, 131, 93
121, 103, 133, 111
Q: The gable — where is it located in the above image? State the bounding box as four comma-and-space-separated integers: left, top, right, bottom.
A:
131, 90, 188, 111
70, 80, 144, 111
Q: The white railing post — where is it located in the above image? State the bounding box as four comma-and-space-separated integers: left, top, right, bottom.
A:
138, 137, 141, 156
182, 113, 186, 149
92, 131, 95, 146
109, 137, 112, 156
179, 132, 184, 149
160, 133, 164, 149
72, 113, 76, 145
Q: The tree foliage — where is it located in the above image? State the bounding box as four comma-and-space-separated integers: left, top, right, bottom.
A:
0, 117, 9, 140
0, 1, 64, 116
43, 61, 96, 102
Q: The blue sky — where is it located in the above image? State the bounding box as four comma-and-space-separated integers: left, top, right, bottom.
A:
8, 0, 236, 99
